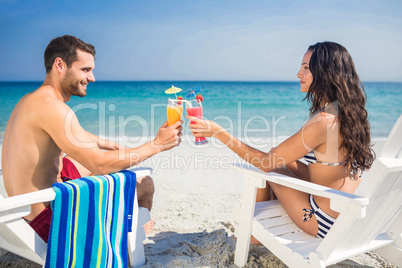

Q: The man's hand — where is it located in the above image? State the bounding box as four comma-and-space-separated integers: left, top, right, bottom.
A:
152, 120, 183, 151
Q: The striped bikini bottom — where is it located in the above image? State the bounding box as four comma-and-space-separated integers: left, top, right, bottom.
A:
303, 194, 336, 238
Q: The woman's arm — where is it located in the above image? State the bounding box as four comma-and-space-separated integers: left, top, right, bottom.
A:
186, 114, 329, 173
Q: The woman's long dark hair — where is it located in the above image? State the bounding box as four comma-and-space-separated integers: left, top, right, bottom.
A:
305, 41, 375, 174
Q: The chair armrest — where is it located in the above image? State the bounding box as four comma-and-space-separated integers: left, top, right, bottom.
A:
0, 188, 56, 213
127, 167, 153, 178
0, 168, 152, 210
232, 163, 369, 208
0, 188, 56, 223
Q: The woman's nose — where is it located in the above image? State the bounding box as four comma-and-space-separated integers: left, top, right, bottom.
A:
297, 69, 302, 79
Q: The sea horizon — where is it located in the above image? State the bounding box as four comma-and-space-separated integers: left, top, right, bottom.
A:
1, 81, 401, 145
1, 80, 402, 83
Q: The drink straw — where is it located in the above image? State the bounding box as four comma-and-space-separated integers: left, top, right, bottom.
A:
168, 98, 191, 106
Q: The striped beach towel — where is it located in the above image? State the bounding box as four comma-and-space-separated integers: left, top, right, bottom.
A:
45, 170, 137, 268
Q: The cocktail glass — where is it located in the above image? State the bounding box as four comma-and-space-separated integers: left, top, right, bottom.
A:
185, 99, 208, 145
167, 98, 183, 126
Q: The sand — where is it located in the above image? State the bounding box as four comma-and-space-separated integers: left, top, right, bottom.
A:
0, 138, 397, 267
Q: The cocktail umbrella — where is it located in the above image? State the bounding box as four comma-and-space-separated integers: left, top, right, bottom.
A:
165, 85, 182, 99
185, 86, 201, 99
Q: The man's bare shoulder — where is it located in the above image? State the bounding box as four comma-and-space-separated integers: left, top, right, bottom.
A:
28, 86, 66, 105
22, 86, 71, 118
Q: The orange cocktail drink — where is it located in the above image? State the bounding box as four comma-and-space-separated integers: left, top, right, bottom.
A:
167, 99, 183, 126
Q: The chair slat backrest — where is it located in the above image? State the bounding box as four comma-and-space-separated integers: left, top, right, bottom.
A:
337, 115, 402, 250
379, 115, 402, 159
0, 174, 8, 199
341, 161, 402, 249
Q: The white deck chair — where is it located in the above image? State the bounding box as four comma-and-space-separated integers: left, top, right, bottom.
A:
0, 167, 152, 268
232, 115, 402, 268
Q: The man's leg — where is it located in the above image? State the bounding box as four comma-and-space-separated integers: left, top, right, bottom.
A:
66, 156, 155, 211
64, 156, 92, 177
66, 157, 156, 233
28, 156, 86, 243
136, 176, 155, 211
136, 175, 155, 235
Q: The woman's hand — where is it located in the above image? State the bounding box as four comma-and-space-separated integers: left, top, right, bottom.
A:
185, 116, 224, 138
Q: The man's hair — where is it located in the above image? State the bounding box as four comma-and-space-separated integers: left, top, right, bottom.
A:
44, 35, 96, 73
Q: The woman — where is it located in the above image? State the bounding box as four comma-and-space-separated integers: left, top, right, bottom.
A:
187, 41, 375, 239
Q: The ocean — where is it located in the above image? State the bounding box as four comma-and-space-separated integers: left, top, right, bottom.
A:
1, 81, 401, 147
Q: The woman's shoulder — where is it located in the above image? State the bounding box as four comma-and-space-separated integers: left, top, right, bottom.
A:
300, 110, 340, 143
308, 102, 340, 124
306, 110, 338, 128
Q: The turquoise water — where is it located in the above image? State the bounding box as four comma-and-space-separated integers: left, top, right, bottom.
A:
1, 81, 401, 143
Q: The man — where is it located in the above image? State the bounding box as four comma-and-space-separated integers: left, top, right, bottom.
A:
1, 35, 183, 242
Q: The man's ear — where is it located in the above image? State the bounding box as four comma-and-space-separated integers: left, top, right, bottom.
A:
54, 57, 65, 73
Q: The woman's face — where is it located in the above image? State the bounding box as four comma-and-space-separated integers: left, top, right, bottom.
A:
297, 50, 313, 93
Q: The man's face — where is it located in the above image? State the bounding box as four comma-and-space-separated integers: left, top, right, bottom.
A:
61, 50, 95, 97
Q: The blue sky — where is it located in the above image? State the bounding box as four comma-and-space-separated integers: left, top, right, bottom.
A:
0, 0, 401, 82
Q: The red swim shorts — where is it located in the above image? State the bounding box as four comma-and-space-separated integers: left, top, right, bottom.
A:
28, 158, 81, 243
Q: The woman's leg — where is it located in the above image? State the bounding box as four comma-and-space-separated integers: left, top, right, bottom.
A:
256, 161, 318, 237
256, 163, 303, 202
268, 181, 318, 236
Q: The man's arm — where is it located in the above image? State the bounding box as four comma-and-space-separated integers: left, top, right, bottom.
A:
39, 98, 181, 175
85, 131, 127, 150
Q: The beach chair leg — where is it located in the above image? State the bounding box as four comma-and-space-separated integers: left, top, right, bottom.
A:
373, 235, 402, 267
234, 182, 258, 266
128, 207, 151, 268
